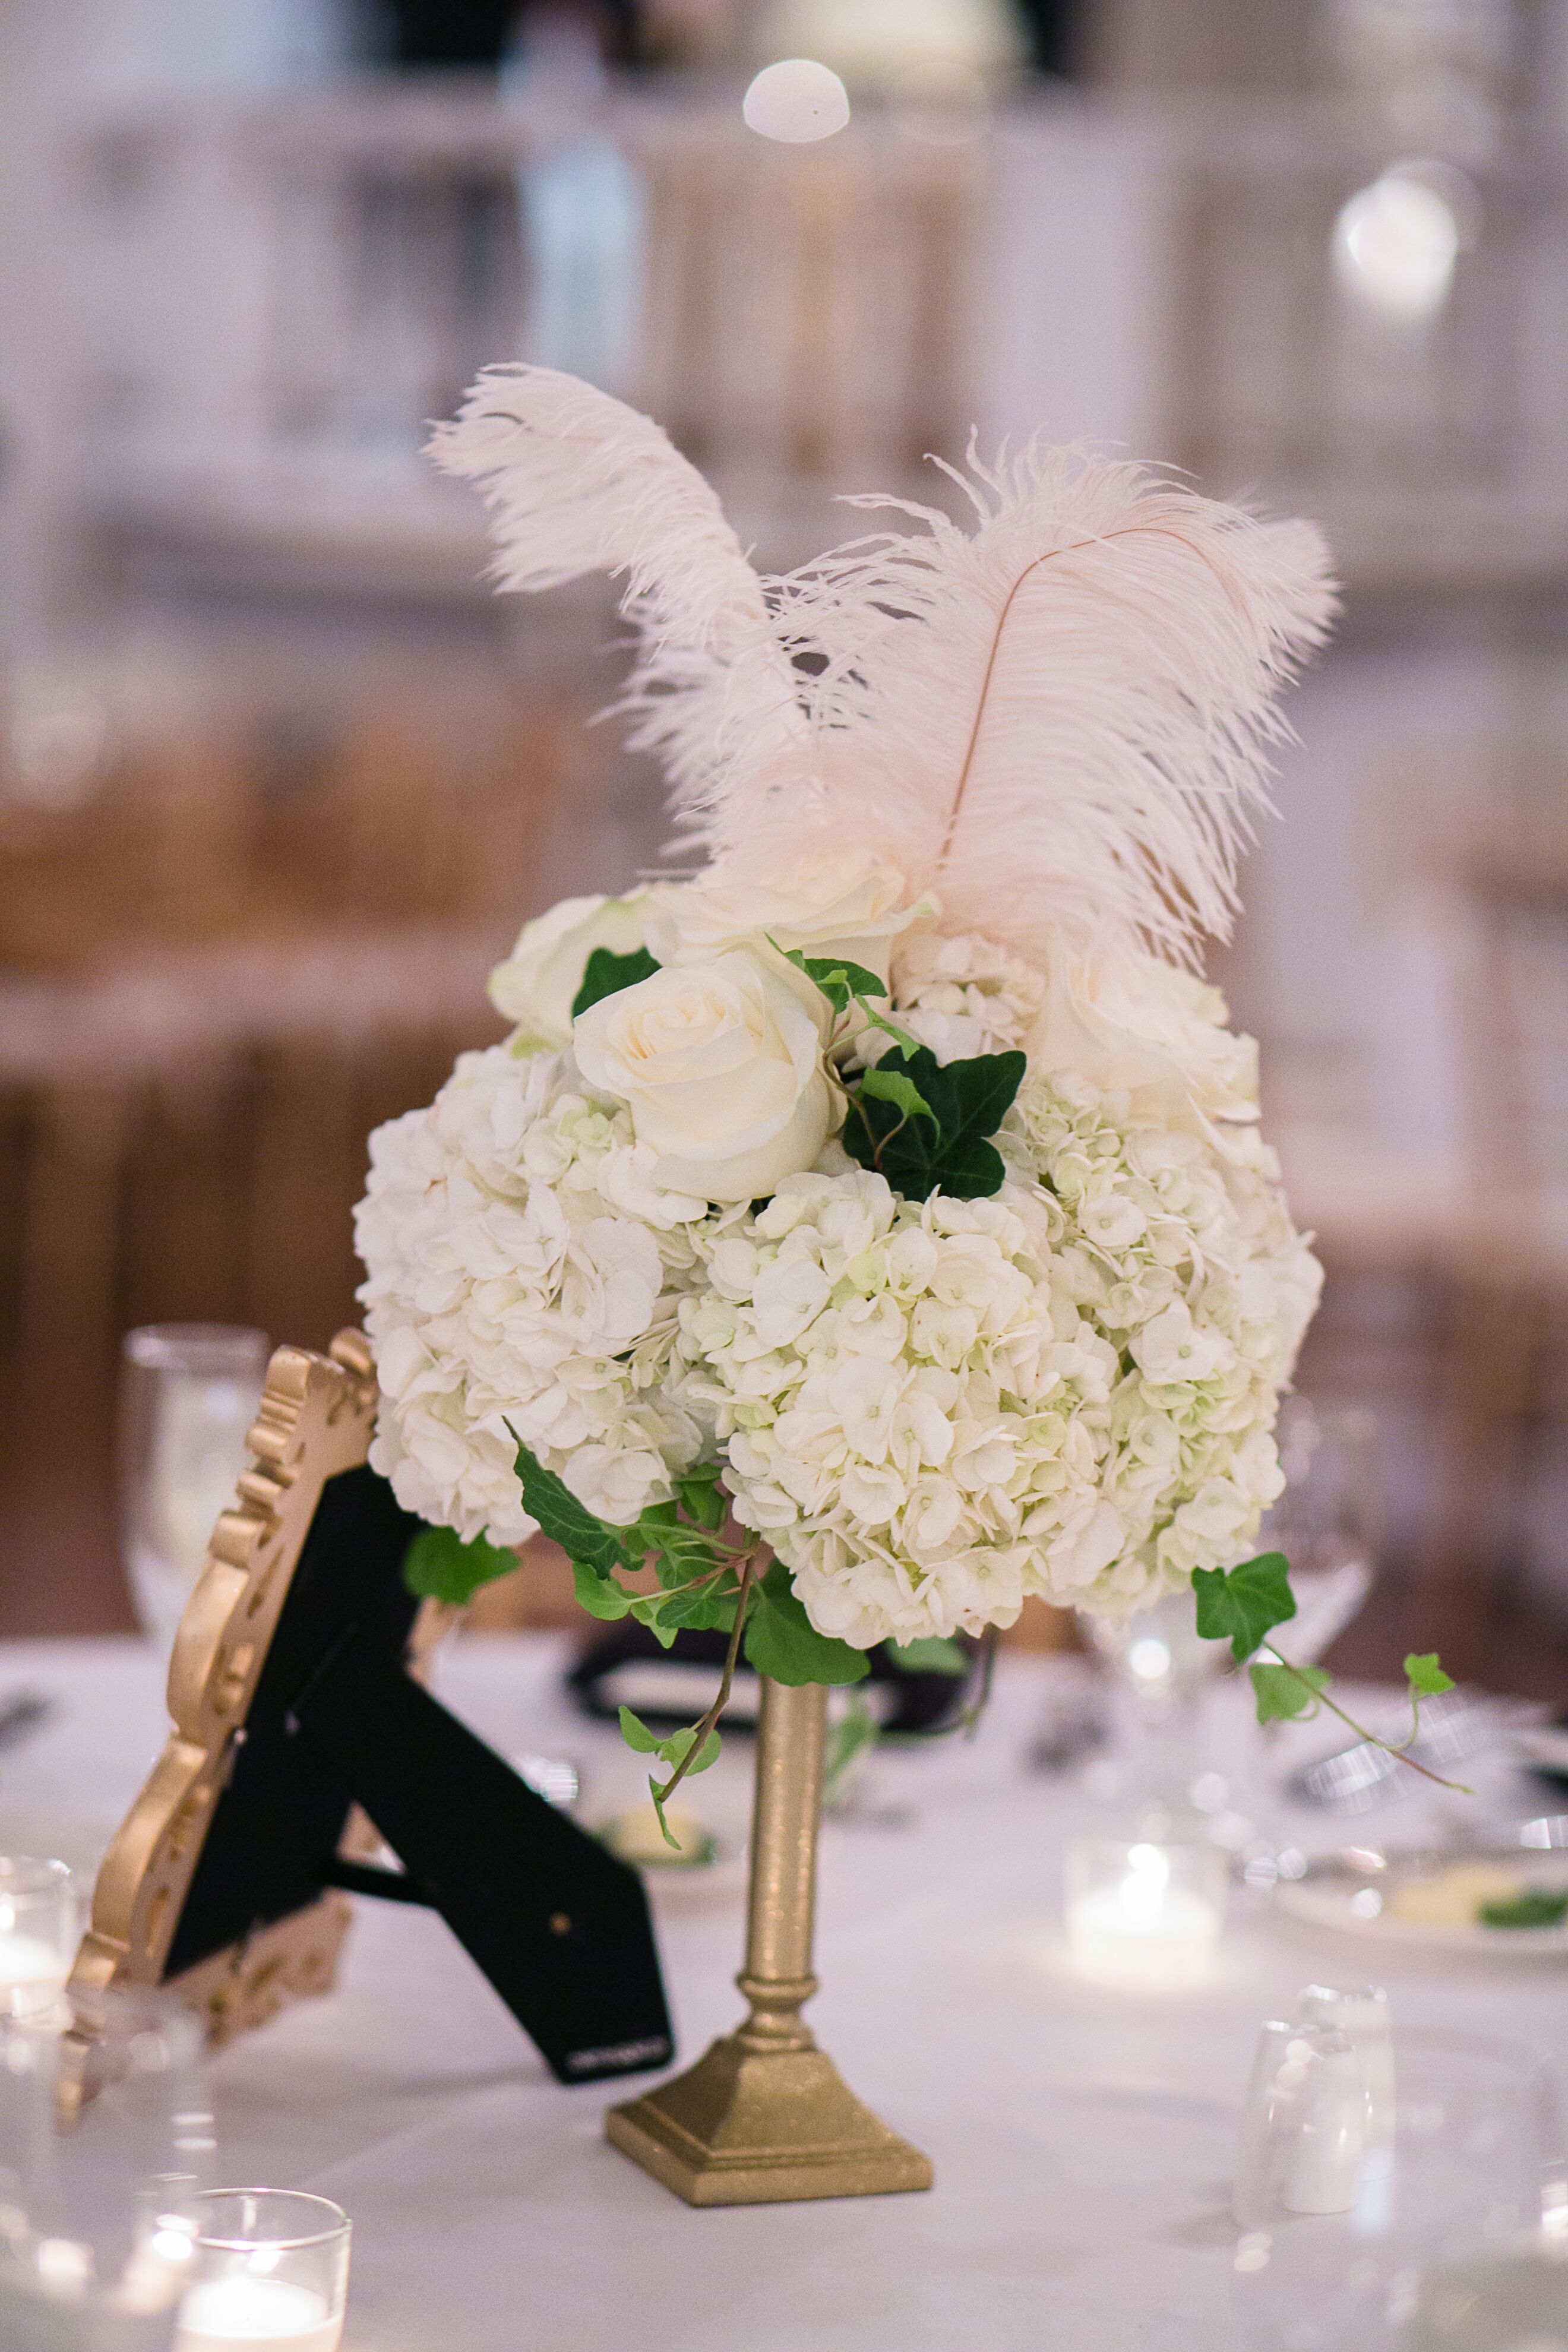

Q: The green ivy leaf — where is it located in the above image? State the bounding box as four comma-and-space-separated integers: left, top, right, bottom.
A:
628, 1592, 682, 1650
512, 1437, 643, 1579
743, 1561, 871, 1687
654, 1583, 739, 1634
860, 1006, 923, 1058
889, 1636, 969, 1677
618, 1705, 662, 1754
859, 1066, 936, 1126
653, 1724, 722, 1777
572, 1558, 631, 1620
402, 1524, 517, 1604
777, 945, 888, 1019
1250, 1661, 1330, 1722
924, 1133, 1007, 1198
675, 1468, 727, 1533
1405, 1652, 1455, 1699
1192, 1551, 1297, 1665
571, 945, 660, 1019
843, 1045, 1026, 1203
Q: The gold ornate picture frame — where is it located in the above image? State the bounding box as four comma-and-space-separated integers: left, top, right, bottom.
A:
71, 1330, 674, 2083
72, 1332, 414, 2041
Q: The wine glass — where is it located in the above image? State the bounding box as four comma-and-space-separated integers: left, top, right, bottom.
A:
1259, 1397, 1381, 1667
118, 1328, 269, 1650
0, 1988, 213, 2350
1080, 1587, 1234, 1816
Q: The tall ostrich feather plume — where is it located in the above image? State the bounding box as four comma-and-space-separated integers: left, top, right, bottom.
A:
430, 365, 806, 809
434, 369, 1335, 967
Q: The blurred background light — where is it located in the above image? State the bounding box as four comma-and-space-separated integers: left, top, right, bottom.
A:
757, 0, 1026, 87
1332, 165, 1463, 318
741, 57, 851, 142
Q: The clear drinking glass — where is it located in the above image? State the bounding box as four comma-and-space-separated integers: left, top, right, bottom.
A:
1234, 2029, 1561, 2350
119, 1328, 269, 1649
0, 1988, 213, 2351
1258, 1398, 1382, 1666
176, 2192, 350, 2352
1081, 1587, 1233, 1812
0, 1858, 77, 2025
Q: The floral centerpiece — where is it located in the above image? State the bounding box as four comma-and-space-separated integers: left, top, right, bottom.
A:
355, 368, 1455, 1838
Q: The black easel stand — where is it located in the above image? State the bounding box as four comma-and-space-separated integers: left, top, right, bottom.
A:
163, 1465, 673, 2085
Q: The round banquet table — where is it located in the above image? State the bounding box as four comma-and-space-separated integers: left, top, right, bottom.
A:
0, 1633, 1562, 2352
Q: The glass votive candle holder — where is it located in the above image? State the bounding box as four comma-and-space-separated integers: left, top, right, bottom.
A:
176, 2193, 349, 2352
0, 1857, 75, 2024
1064, 1835, 1226, 1988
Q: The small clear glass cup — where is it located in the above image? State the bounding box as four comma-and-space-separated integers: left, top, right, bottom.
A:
1234, 2021, 1373, 2227
1233, 2028, 1562, 2350
119, 1328, 269, 1649
176, 2192, 350, 2352
0, 1987, 211, 2351
1064, 1835, 1226, 1988
0, 1858, 76, 2024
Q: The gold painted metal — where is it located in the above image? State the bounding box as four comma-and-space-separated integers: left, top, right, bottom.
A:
70, 1330, 456, 2047
605, 1677, 934, 2205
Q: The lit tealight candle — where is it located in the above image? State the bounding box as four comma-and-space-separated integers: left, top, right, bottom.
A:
742, 58, 851, 143
176, 2273, 340, 2352
181, 2190, 349, 2352
1065, 1839, 1224, 1989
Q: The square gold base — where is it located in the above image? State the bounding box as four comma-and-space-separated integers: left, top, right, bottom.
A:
605, 2031, 934, 2207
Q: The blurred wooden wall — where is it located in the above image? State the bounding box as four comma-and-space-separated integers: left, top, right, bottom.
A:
0, 686, 593, 1636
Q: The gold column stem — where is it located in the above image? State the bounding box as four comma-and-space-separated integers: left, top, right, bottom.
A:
604, 1670, 932, 2202
736, 1678, 826, 2054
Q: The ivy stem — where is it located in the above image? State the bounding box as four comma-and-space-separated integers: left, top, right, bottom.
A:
849, 1091, 890, 1171
652, 1544, 763, 1813
1258, 1646, 1473, 1796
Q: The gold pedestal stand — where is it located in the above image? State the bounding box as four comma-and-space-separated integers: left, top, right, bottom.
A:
606, 1678, 933, 2206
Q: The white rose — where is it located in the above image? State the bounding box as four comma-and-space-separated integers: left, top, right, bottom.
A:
643, 851, 923, 1007
1028, 943, 1260, 1136
572, 949, 839, 1203
489, 890, 651, 1048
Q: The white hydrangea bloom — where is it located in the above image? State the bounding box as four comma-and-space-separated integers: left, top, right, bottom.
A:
663, 1039, 1318, 1647
353, 901, 1319, 1650
355, 1044, 710, 1546
863, 930, 1046, 1066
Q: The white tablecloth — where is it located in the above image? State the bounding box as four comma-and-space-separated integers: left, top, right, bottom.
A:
0, 1635, 1562, 2352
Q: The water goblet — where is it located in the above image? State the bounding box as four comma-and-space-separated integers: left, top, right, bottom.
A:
1259, 1397, 1381, 1667
119, 1327, 268, 1650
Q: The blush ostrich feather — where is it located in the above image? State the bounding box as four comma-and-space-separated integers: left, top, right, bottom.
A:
429, 365, 806, 811
435, 371, 1335, 966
